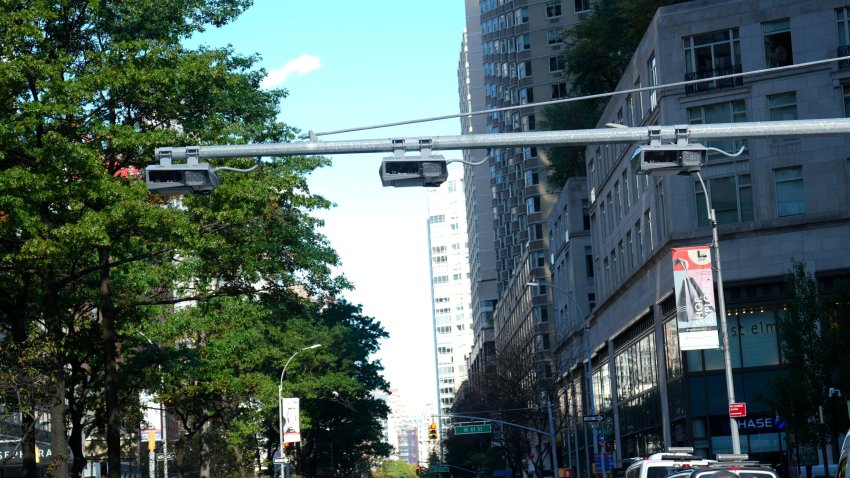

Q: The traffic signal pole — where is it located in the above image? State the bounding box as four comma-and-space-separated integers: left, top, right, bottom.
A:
153, 118, 850, 161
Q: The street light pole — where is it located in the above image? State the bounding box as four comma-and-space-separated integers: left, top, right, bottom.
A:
278, 343, 322, 478
634, 144, 741, 454
694, 172, 740, 454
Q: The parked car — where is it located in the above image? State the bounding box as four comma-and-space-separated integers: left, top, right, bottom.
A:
838, 428, 850, 478
663, 454, 779, 478
624, 448, 715, 478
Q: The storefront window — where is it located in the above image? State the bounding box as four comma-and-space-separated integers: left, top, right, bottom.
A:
664, 319, 683, 378
616, 333, 657, 401
685, 310, 779, 371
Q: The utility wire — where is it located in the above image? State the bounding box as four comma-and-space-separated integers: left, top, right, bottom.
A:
299, 55, 850, 139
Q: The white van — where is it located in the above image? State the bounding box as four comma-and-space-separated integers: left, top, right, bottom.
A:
624, 448, 714, 478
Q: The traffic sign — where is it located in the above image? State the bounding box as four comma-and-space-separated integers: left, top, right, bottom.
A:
431, 465, 450, 473
729, 402, 747, 418
454, 423, 492, 435
582, 414, 604, 422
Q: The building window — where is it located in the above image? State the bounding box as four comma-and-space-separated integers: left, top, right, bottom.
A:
844, 84, 850, 116
516, 33, 531, 51
774, 166, 805, 216
551, 82, 567, 99
763, 18, 793, 68
536, 333, 551, 351
522, 114, 536, 131
647, 53, 658, 110
533, 306, 549, 324
634, 78, 644, 121
585, 246, 594, 277
429, 214, 445, 223
514, 6, 529, 24
683, 28, 742, 93
695, 174, 754, 226
839, 7, 850, 47
518, 60, 533, 78
531, 250, 546, 268
548, 27, 564, 45
528, 223, 543, 241
546, 1, 562, 18
575, 0, 590, 13
768, 91, 798, 143
524, 169, 539, 186
526, 196, 541, 214
550, 55, 565, 72
520, 87, 534, 105
687, 100, 747, 161
582, 199, 590, 230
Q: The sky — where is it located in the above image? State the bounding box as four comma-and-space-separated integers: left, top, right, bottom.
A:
188, 0, 468, 414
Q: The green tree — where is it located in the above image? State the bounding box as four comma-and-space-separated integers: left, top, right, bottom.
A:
373, 460, 418, 478
296, 301, 392, 477
1, 2, 345, 478
543, 0, 691, 190
766, 261, 850, 474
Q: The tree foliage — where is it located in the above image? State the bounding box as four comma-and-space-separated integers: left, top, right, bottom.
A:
372, 460, 418, 478
765, 261, 850, 457
543, 0, 691, 190
0, 1, 390, 478
447, 342, 560, 478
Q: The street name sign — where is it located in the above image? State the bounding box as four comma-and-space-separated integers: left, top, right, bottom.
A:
431, 465, 450, 473
583, 414, 604, 422
454, 423, 492, 435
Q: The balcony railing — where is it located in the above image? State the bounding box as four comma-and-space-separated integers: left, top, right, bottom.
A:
685, 64, 743, 94
838, 44, 850, 69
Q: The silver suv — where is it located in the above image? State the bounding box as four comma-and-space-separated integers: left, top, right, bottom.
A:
624, 448, 715, 478
664, 454, 779, 478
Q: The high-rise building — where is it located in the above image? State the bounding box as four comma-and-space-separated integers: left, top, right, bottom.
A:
457, 2, 498, 398
458, 0, 588, 400
427, 168, 475, 430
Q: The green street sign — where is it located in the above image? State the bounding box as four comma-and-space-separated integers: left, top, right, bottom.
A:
454, 423, 492, 435
430, 465, 450, 473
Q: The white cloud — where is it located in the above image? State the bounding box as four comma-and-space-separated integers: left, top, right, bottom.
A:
261, 54, 321, 89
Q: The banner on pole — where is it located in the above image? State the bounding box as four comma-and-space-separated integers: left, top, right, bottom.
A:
672, 246, 720, 350
281, 397, 301, 443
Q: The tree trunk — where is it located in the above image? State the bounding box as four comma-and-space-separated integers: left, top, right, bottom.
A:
49, 374, 69, 478
21, 413, 38, 478
68, 406, 87, 478
200, 419, 211, 478
46, 278, 70, 478
99, 246, 121, 478
10, 274, 37, 478
175, 435, 186, 478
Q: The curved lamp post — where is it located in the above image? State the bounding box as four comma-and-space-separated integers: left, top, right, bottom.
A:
278, 343, 321, 478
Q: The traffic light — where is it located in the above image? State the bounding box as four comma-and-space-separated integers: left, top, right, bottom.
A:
428, 422, 438, 441
630, 143, 706, 176
416, 465, 422, 475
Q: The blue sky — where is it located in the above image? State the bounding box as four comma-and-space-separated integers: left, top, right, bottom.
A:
190, 0, 468, 414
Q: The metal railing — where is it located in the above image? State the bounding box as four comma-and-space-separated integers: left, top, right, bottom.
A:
685, 64, 744, 94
